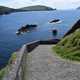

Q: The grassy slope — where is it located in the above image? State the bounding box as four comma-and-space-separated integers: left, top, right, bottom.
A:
53, 28, 80, 61
0, 52, 16, 80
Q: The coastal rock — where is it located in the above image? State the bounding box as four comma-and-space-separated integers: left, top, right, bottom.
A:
16, 24, 37, 35
52, 29, 58, 36
49, 19, 62, 24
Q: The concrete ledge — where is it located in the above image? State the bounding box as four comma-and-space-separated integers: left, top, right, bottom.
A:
26, 39, 60, 52
3, 40, 40, 80
27, 40, 40, 52
40, 39, 60, 44
2, 39, 59, 80
3, 44, 27, 80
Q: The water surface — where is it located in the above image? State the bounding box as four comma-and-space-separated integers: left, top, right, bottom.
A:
0, 10, 80, 68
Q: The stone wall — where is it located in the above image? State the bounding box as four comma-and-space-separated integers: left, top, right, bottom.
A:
2, 39, 59, 80
27, 40, 40, 52
40, 39, 60, 44
3, 40, 40, 80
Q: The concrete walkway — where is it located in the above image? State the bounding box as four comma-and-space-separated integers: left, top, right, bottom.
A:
25, 45, 80, 80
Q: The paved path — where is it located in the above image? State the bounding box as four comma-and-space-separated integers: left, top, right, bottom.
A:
25, 45, 80, 80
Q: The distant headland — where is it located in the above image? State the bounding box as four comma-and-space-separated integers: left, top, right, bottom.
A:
0, 5, 56, 15
76, 6, 80, 9
0, 6, 15, 15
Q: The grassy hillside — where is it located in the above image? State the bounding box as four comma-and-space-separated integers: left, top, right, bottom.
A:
0, 6, 15, 15
17, 5, 55, 11
53, 28, 80, 61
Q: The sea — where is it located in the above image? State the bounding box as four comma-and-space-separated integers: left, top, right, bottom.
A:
0, 10, 80, 68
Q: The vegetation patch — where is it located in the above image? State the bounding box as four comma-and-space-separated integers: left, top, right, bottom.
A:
52, 28, 80, 61
0, 52, 17, 80
0, 66, 8, 80
9, 52, 17, 64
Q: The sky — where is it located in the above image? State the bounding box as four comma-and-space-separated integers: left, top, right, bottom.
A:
0, 0, 80, 9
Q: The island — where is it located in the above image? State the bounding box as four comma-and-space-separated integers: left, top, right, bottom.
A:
0, 5, 56, 15
17, 5, 56, 11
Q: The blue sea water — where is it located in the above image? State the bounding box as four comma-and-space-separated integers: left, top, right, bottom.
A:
0, 10, 80, 68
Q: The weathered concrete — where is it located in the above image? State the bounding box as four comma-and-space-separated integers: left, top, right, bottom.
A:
26, 45, 80, 80
3, 40, 39, 80
3, 44, 27, 80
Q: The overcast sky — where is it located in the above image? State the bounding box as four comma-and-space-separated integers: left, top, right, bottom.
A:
0, 0, 80, 9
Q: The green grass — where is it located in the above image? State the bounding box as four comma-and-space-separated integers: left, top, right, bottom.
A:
0, 65, 9, 80
9, 52, 17, 64
0, 52, 17, 80
0, 66, 8, 80
52, 28, 80, 61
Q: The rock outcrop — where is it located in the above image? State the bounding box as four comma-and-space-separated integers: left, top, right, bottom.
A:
16, 24, 37, 35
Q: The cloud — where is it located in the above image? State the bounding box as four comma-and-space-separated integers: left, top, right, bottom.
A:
30, 0, 39, 1
0, 0, 80, 9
